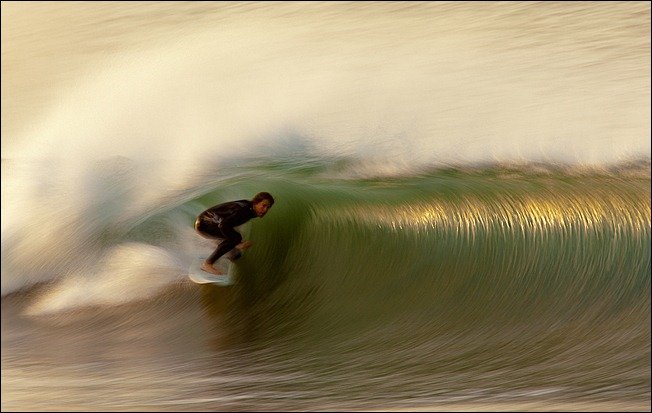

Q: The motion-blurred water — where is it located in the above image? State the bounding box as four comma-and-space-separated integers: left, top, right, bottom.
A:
2, 2, 650, 411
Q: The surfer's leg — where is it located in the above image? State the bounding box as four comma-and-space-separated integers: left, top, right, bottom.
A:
200, 239, 235, 275
195, 217, 229, 274
227, 240, 252, 261
206, 231, 242, 265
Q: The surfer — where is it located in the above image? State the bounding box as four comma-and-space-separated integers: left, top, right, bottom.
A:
194, 192, 274, 275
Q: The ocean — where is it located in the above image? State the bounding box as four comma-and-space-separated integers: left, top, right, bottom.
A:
2, 2, 650, 411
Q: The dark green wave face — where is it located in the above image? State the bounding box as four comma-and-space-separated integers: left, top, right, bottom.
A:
151, 163, 650, 405
248, 171, 649, 323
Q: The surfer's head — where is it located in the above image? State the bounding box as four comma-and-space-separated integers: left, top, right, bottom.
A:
252, 192, 275, 217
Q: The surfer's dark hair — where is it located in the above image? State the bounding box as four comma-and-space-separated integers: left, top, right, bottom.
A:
252, 192, 275, 205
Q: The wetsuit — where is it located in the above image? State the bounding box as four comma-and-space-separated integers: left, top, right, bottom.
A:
194, 200, 257, 265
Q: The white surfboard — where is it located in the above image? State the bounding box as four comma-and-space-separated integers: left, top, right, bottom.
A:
188, 256, 235, 286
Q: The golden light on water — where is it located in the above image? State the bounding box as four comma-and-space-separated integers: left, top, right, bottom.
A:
341, 180, 650, 238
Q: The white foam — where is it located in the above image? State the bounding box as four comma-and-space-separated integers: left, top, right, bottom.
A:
25, 243, 183, 315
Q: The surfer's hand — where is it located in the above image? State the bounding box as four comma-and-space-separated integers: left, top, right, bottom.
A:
238, 240, 252, 250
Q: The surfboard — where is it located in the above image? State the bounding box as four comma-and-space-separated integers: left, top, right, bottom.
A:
188, 256, 235, 286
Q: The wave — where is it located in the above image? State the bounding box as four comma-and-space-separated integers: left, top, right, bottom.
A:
3, 161, 649, 331
1, 2, 649, 321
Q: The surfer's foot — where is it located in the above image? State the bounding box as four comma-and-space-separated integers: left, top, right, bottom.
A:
201, 262, 223, 276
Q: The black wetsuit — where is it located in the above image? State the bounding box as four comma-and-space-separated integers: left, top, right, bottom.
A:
194, 200, 257, 265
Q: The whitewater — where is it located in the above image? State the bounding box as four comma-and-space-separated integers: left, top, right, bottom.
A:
2, 2, 650, 411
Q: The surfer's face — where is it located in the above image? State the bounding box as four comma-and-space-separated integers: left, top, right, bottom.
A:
254, 199, 272, 217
